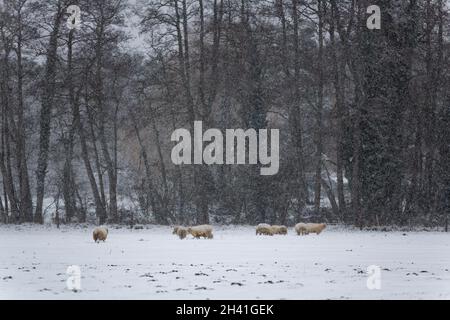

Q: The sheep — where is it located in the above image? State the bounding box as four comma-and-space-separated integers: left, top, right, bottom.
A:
172, 226, 181, 235
256, 223, 274, 236
271, 225, 288, 235
175, 226, 188, 240
187, 225, 214, 239
306, 223, 326, 235
93, 227, 108, 242
295, 223, 326, 235
294, 223, 307, 235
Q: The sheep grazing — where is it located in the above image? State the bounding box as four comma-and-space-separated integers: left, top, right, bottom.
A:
187, 225, 214, 239
271, 225, 288, 235
93, 227, 109, 242
175, 226, 188, 240
295, 223, 326, 235
256, 223, 274, 236
172, 226, 181, 235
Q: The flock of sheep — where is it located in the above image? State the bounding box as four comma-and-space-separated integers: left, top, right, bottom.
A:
91, 222, 327, 242
253, 223, 326, 237
172, 225, 214, 240
170, 222, 327, 240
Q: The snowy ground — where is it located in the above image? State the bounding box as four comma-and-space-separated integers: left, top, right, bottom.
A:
0, 224, 449, 300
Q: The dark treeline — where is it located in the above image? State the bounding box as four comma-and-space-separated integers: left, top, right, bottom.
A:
0, 0, 449, 228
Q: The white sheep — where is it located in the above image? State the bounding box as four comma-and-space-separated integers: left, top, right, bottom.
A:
256, 223, 274, 236
295, 223, 326, 235
187, 225, 214, 239
93, 227, 108, 242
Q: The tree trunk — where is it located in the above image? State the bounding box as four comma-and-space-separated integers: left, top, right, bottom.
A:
160, 55, 185, 222
76, 97, 107, 224
0, 41, 19, 222
131, 112, 165, 224
0, 193, 5, 223
314, 0, 325, 213
291, 0, 307, 216
174, 0, 209, 224
35, 1, 63, 224
15, 7, 33, 222
329, 0, 347, 219
86, 106, 107, 209
62, 29, 78, 223
94, 16, 118, 223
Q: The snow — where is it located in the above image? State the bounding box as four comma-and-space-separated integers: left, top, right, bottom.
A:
1, 225, 449, 300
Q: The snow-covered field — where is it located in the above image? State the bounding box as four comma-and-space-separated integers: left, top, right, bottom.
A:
1, 224, 449, 300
